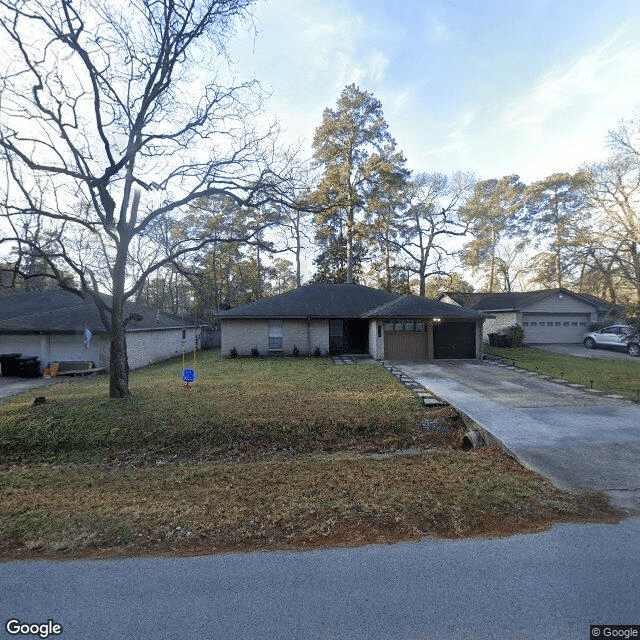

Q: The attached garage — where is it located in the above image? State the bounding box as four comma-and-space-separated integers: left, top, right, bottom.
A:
522, 314, 590, 343
384, 320, 478, 360
365, 297, 486, 361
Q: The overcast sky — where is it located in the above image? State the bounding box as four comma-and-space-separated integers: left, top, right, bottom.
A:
229, 0, 640, 184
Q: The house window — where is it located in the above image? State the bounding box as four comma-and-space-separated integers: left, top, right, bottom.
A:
268, 320, 283, 351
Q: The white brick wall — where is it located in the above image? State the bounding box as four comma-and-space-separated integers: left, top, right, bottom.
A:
221, 318, 329, 357
0, 327, 197, 372
126, 327, 198, 369
482, 312, 518, 340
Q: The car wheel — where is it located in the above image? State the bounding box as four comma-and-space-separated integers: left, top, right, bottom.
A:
628, 343, 640, 357
584, 337, 596, 349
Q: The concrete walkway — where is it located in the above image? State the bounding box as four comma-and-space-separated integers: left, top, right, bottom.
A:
391, 359, 640, 512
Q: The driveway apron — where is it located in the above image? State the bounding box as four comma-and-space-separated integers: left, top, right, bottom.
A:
392, 360, 640, 512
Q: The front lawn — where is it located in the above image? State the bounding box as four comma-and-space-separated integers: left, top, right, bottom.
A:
0, 352, 449, 462
0, 351, 621, 559
485, 346, 640, 401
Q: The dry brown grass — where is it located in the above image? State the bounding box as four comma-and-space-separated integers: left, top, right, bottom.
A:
0, 449, 621, 560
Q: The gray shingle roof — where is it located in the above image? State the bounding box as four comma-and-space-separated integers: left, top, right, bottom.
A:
442, 288, 613, 312
221, 284, 486, 320
0, 290, 192, 333
363, 295, 487, 319
220, 283, 399, 318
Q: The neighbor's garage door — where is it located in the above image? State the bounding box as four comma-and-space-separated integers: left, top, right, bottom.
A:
384, 332, 428, 361
522, 314, 590, 343
433, 322, 476, 359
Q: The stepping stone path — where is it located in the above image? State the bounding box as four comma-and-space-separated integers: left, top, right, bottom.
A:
380, 363, 448, 407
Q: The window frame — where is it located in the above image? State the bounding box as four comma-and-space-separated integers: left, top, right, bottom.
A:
268, 320, 284, 351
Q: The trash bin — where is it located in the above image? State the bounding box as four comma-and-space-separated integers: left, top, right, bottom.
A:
0, 353, 22, 377
16, 356, 42, 378
489, 333, 509, 348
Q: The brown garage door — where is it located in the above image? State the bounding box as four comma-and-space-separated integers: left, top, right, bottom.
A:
385, 332, 428, 361
433, 322, 476, 359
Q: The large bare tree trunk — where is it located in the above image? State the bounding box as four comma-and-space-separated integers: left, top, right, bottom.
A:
109, 318, 129, 399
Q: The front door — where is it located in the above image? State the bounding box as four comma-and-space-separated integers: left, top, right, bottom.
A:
329, 319, 369, 354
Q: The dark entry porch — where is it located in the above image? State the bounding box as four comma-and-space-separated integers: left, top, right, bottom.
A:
329, 318, 369, 354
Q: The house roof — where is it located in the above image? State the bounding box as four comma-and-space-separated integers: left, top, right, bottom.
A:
0, 290, 193, 334
220, 283, 398, 318
441, 288, 617, 312
221, 283, 486, 320
363, 294, 487, 320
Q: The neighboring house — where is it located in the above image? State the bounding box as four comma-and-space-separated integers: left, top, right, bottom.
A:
0, 290, 198, 373
220, 283, 488, 361
439, 288, 622, 344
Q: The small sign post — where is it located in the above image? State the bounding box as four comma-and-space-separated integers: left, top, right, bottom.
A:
182, 368, 196, 387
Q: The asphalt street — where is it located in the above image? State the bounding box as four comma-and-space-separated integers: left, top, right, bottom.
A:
2, 518, 639, 640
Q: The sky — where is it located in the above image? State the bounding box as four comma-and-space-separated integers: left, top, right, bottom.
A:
229, 0, 640, 184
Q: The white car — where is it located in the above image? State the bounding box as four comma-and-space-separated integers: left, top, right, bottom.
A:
583, 325, 640, 357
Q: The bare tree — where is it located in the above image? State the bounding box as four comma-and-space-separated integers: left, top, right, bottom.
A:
587, 159, 640, 301
396, 171, 474, 297
0, 0, 294, 397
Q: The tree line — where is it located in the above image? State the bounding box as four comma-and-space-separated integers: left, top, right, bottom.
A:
0, 0, 638, 396
123, 84, 640, 312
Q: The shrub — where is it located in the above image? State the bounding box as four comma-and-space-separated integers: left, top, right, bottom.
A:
313, 346, 322, 357
250, 347, 260, 358
292, 345, 300, 357
229, 346, 238, 359
505, 324, 525, 347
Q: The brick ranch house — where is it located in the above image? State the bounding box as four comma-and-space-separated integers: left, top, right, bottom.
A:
220, 283, 489, 361
0, 290, 198, 374
439, 288, 621, 344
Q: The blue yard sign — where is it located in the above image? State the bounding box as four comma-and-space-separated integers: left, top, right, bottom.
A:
182, 368, 196, 384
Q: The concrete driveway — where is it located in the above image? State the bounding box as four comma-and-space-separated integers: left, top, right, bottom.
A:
530, 342, 638, 361
393, 359, 640, 512
0, 375, 69, 400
